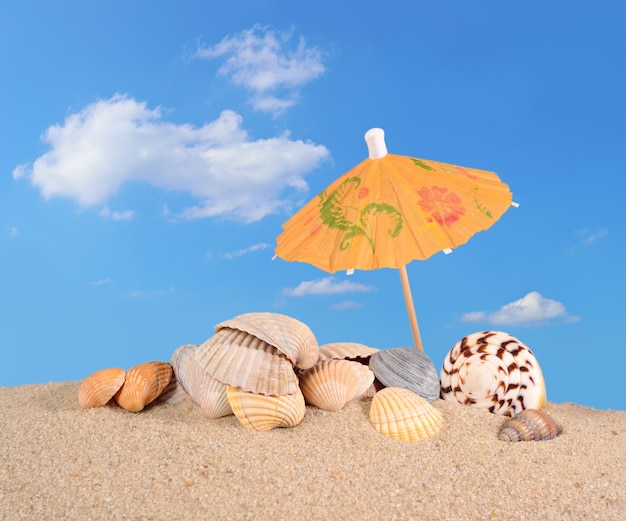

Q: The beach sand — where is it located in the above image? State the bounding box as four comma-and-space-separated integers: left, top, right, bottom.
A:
1, 381, 624, 521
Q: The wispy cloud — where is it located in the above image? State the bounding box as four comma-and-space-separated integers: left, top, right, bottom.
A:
90, 278, 113, 286
9, 227, 18, 237
223, 242, 270, 260
100, 206, 135, 221
128, 286, 175, 298
331, 300, 364, 311
579, 227, 608, 245
196, 25, 326, 114
461, 291, 580, 326
283, 276, 373, 297
13, 94, 329, 223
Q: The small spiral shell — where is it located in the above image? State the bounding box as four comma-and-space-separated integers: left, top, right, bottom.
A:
440, 331, 546, 416
498, 409, 562, 442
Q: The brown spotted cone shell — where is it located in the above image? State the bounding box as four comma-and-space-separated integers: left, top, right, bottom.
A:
440, 331, 546, 416
498, 409, 562, 442
114, 361, 173, 412
78, 367, 126, 409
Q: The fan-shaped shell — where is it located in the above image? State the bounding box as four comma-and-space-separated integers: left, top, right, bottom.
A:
318, 342, 379, 363
215, 312, 319, 370
368, 347, 440, 401
498, 409, 562, 442
114, 361, 173, 412
195, 329, 298, 396
298, 359, 375, 411
440, 331, 546, 416
226, 386, 305, 431
369, 387, 444, 441
171, 343, 231, 418
77, 367, 125, 409
154, 378, 189, 405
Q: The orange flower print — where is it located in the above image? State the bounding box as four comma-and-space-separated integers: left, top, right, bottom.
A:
358, 187, 369, 199
417, 186, 465, 226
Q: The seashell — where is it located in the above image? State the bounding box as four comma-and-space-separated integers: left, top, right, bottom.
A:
498, 409, 562, 442
440, 331, 546, 416
171, 343, 231, 417
368, 347, 440, 402
369, 387, 444, 442
298, 359, 375, 411
226, 386, 306, 431
77, 367, 126, 409
215, 312, 319, 370
154, 377, 189, 405
114, 361, 173, 412
318, 342, 379, 363
195, 329, 299, 396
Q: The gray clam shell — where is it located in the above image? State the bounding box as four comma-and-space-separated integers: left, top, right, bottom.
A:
368, 347, 440, 402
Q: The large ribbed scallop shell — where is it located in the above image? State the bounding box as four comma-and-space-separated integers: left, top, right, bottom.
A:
215, 312, 319, 370
369, 347, 440, 402
114, 361, 173, 412
369, 387, 444, 442
171, 343, 231, 418
498, 409, 562, 442
78, 367, 126, 409
440, 331, 546, 416
226, 386, 305, 431
195, 329, 298, 396
318, 342, 379, 363
298, 359, 375, 411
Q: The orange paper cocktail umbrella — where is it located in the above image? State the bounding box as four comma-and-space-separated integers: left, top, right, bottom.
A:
275, 128, 515, 351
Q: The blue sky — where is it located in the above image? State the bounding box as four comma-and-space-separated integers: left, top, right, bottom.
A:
1, 1, 624, 410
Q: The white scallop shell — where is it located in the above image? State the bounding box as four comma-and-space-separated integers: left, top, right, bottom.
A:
440, 331, 546, 416
195, 328, 299, 396
215, 312, 319, 370
171, 343, 232, 418
298, 359, 375, 411
369, 387, 444, 442
226, 386, 306, 431
318, 342, 379, 362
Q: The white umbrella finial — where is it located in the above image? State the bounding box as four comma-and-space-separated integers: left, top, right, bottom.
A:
365, 128, 388, 159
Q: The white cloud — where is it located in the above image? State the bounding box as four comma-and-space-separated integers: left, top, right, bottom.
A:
223, 242, 270, 260
9, 227, 18, 236
580, 227, 608, 245
461, 291, 580, 326
283, 276, 373, 297
100, 206, 135, 221
128, 287, 174, 298
196, 25, 326, 114
90, 278, 113, 286
13, 94, 329, 222
331, 300, 364, 311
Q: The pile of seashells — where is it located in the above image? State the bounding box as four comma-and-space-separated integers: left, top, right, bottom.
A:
78, 313, 562, 443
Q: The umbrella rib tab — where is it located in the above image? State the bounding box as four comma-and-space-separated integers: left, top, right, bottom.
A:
365, 128, 388, 159
399, 264, 424, 351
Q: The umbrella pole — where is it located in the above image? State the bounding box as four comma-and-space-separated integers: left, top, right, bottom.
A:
399, 265, 424, 351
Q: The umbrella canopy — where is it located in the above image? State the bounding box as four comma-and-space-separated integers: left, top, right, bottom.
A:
275, 128, 514, 350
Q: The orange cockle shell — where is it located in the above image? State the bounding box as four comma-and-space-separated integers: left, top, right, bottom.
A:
114, 361, 173, 412
77, 367, 126, 409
